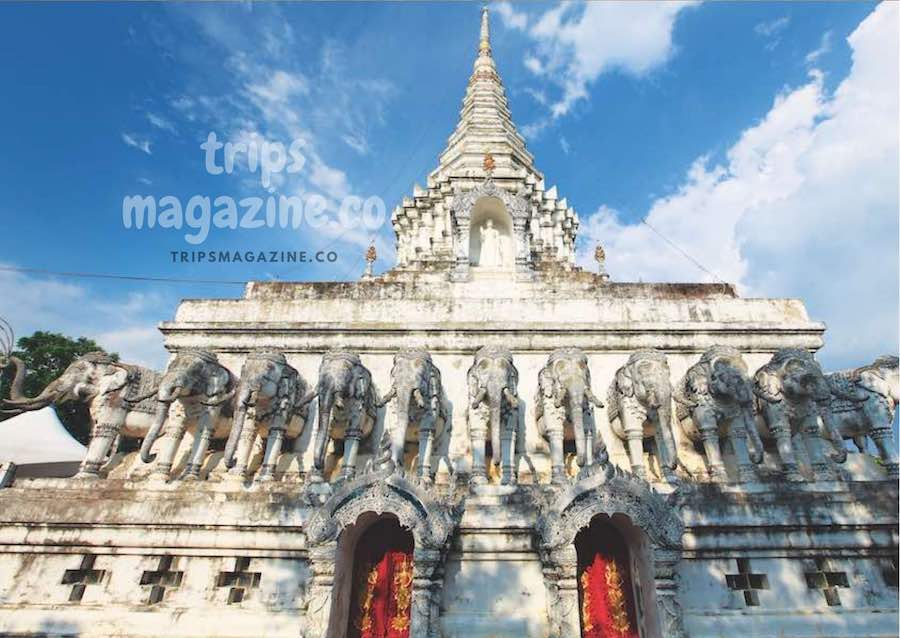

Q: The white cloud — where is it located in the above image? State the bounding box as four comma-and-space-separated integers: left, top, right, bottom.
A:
495, 2, 528, 31
146, 112, 177, 134
577, 3, 899, 368
754, 15, 790, 38
121, 132, 152, 155
515, 2, 697, 123
0, 266, 170, 369
805, 30, 832, 65
560, 136, 570, 155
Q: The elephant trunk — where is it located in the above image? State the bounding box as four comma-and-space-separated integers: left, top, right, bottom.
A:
224, 387, 255, 469
742, 409, 764, 464
488, 385, 503, 465
5, 356, 28, 402
657, 401, 679, 471
141, 398, 172, 463
4, 377, 63, 411
314, 387, 335, 470
568, 386, 586, 466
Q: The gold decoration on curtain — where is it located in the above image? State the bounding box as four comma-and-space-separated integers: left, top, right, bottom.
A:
605, 561, 633, 636
390, 556, 414, 631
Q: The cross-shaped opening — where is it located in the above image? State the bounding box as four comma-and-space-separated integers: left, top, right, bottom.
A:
805, 558, 849, 606
140, 555, 184, 605
725, 558, 769, 607
216, 557, 261, 605
61, 555, 106, 603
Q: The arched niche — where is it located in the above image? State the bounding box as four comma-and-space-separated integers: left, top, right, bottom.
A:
535, 468, 686, 638
469, 196, 514, 268
303, 472, 463, 638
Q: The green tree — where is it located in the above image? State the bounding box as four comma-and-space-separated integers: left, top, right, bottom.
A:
0, 331, 118, 445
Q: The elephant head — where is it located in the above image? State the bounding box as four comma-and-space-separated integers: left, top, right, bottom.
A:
224, 350, 309, 471
3, 351, 140, 415
609, 350, 679, 480
311, 350, 376, 481
853, 355, 900, 405
379, 349, 444, 476
535, 348, 605, 478
140, 350, 234, 464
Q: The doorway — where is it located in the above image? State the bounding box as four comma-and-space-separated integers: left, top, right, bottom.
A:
346, 517, 415, 638
575, 516, 641, 638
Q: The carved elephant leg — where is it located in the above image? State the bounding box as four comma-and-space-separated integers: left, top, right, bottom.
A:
469, 420, 488, 486
770, 422, 803, 482
500, 419, 516, 486
339, 409, 363, 482
699, 427, 728, 483
229, 414, 258, 481
620, 409, 648, 479
547, 426, 566, 485
182, 411, 213, 480
729, 419, 759, 484
77, 421, 121, 479
799, 415, 838, 481
870, 427, 899, 479
150, 417, 187, 481
258, 414, 288, 482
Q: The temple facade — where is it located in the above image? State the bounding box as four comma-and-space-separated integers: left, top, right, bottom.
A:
0, 9, 897, 638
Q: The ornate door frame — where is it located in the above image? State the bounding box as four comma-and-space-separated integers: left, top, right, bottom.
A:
304, 472, 463, 638
534, 469, 686, 638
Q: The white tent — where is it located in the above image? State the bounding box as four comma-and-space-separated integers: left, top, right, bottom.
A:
0, 407, 86, 477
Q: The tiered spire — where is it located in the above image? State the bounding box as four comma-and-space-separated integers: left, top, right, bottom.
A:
432, 6, 536, 181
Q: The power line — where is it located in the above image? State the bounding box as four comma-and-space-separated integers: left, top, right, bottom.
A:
0, 265, 247, 286
640, 218, 727, 285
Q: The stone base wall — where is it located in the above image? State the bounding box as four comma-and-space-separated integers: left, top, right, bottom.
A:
0, 478, 895, 638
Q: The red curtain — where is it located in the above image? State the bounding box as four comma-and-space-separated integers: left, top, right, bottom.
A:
577, 521, 640, 638
347, 518, 414, 638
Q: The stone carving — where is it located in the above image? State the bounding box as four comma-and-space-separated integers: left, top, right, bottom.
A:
304, 465, 464, 638
753, 349, 847, 482
309, 350, 378, 483
140, 349, 235, 480
607, 350, 681, 482
2, 350, 162, 479
466, 345, 520, 486
377, 349, 447, 483
477, 219, 504, 267
674, 346, 764, 483
533, 469, 685, 638
534, 348, 609, 484
823, 355, 899, 478
223, 351, 314, 482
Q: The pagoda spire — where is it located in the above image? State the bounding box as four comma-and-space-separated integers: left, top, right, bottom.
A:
431, 5, 537, 182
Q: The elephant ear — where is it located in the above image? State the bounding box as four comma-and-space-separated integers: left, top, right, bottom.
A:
615, 366, 634, 398
206, 364, 233, 399
753, 367, 782, 403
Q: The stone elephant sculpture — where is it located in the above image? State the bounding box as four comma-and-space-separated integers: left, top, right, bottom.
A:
823, 355, 899, 478
607, 350, 680, 482
753, 348, 846, 482
140, 349, 236, 481
534, 348, 608, 484
309, 350, 377, 483
223, 351, 315, 482
467, 345, 521, 486
674, 346, 763, 483
377, 348, 447, 483
2, 350, 161, 479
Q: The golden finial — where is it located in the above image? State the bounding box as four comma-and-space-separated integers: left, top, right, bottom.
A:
483, 152, 496, 175
363, 242, 377, 279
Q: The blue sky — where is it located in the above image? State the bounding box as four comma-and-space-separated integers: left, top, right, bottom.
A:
0, 1, 896, 370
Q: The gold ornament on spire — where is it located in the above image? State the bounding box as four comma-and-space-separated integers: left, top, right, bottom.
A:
483, 152, 496, 175
362, 242, 377, 279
